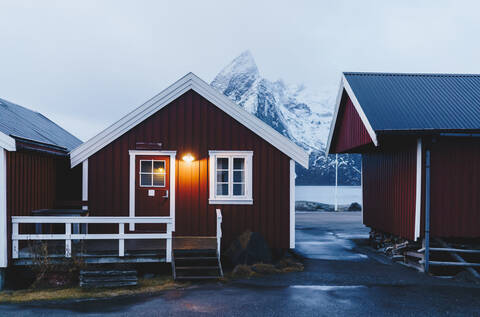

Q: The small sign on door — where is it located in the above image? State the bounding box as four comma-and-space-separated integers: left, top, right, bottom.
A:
148, 189, 155, 197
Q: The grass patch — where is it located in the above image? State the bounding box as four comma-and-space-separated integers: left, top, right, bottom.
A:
0, 276, 187, 304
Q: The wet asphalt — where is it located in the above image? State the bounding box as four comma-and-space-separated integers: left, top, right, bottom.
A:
2, 212, 480, 316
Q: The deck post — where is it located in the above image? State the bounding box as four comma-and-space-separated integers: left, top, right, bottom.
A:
65, 223, 71, 258
166, 223, 172, 263
119, 223, 125, 257
12, 223, 18, 259
216, 209, 222, 257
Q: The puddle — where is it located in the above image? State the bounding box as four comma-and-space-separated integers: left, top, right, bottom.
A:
290, 285, 366, 291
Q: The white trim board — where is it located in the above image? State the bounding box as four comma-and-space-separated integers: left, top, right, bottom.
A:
414, 138, 422, 241
289, 159, 296, 249
0, 132, 15, 152
326, 74, 378, 154
70, 73, 309, 168
0, 149, 7, 267
128, 150, 177, 231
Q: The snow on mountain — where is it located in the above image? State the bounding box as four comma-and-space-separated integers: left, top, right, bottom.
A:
211, 51, 361, 185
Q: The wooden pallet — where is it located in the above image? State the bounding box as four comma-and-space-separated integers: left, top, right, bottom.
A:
79, 269, 138, 288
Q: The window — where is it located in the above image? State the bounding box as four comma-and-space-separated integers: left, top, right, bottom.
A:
140, 160, 166, 187
209, 151, 253, 204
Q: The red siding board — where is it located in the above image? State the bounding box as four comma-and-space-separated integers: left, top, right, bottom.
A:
362, 139, 417, 240
6, 151, 81, 262
430, 138, 480, 238
88, 90, 291, 249
332, 96, 373, 153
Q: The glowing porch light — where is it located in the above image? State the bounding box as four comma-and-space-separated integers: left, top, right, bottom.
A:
182, 153, 194, 163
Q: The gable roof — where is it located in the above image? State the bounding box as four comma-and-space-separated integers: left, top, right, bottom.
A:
70, 73, 309, 168
0, 98, 82, 152
327, 72, 480, 153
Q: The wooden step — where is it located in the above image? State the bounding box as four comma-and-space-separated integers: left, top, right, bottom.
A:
176, 275, 221, 280
172, 244, 223, 281
176, 266, 219, 270
175, 256, 217, 261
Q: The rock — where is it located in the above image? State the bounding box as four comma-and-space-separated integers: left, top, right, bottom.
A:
295, 201, 334, 211
226, 231, 272, 265
453, 270, 480, 284
348, 202, 362, 211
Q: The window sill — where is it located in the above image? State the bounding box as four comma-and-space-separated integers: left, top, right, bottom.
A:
208, 199, 253, 205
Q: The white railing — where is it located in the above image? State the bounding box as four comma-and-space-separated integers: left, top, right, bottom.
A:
216, 209, 222, 256
11, 216, 174, 262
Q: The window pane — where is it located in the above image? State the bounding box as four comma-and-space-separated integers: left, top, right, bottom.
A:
141, 161, 152, 173
153, 174, 165, 186
216, 184, 229, 196
140, 174, 152, 186
233, 158, 245, 170
233, 183, 245, 196
217, 158, 229, 170
233, 170, 245, 182
216, 171, 229, 182
153, 161, 165, 174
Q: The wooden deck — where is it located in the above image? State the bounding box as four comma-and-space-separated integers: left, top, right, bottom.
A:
14, 236, 217, 266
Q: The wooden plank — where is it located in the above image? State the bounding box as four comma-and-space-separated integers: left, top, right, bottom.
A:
405, 251, 424, 260
429, 247, 480, 254
426, 261, 480, 267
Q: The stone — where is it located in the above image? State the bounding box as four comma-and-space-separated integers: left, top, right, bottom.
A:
226, 231, 272, 265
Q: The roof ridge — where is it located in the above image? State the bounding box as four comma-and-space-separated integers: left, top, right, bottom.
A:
343, 72, 480, 77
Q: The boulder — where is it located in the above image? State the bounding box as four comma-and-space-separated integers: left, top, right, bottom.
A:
295, 201, 334, 211
348, 202, 362, 211
226, 231, 272, 265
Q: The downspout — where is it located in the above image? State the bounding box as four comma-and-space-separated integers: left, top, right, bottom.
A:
424, 140, 431, 273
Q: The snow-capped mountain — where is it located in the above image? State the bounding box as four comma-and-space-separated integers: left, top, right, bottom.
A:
211, 51, 361, 185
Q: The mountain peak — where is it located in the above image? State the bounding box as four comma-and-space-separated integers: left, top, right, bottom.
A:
211, 51, 259, 92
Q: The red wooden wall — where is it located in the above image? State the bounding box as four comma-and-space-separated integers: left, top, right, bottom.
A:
362, 139, 417, 240
331, 95, 373, 153
430, 137, 480, 238
87, 89, 292, 249
6, 150, 81, 262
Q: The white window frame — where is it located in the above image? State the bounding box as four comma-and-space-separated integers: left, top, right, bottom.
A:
139, 159, 166, 188
208, 151, 253, 205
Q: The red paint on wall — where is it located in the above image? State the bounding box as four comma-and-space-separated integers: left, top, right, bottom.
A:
429, 137, 480, 238
6, 151, 81, 262
88, 90, 292, 249
331, 95, 373, 153
362, 139, 417, 240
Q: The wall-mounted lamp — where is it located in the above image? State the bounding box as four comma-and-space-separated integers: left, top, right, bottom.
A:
182, 153, 194, 163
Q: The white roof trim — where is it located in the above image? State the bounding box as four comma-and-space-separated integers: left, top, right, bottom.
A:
0, 132, 16, 151
70, 73, 309, 168
326, 74, 378, 154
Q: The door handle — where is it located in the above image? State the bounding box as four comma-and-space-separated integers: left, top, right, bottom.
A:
162, 190, 169, 198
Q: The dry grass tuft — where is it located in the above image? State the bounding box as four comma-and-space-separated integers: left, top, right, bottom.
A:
231, 264, 255, 278
0, 276, 185, 303
251, 263, 280, 274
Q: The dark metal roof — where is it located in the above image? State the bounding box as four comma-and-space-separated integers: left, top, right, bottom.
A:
344, 72, 480, 132
0, 98, 82, 151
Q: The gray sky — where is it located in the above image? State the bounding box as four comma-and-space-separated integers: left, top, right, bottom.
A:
1, 0, 479, 141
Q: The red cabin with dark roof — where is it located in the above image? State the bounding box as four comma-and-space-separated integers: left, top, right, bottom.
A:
328, 72, 480, 243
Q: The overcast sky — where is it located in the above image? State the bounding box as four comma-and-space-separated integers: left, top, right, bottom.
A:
1, 0, 479, 141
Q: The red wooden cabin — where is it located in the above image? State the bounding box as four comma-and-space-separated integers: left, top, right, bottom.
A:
0, 98, 82, 285
327, 73, 480, 247
67, 73, 308, 260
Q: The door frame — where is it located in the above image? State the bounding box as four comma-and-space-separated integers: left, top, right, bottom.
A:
128, 150, 176, 231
